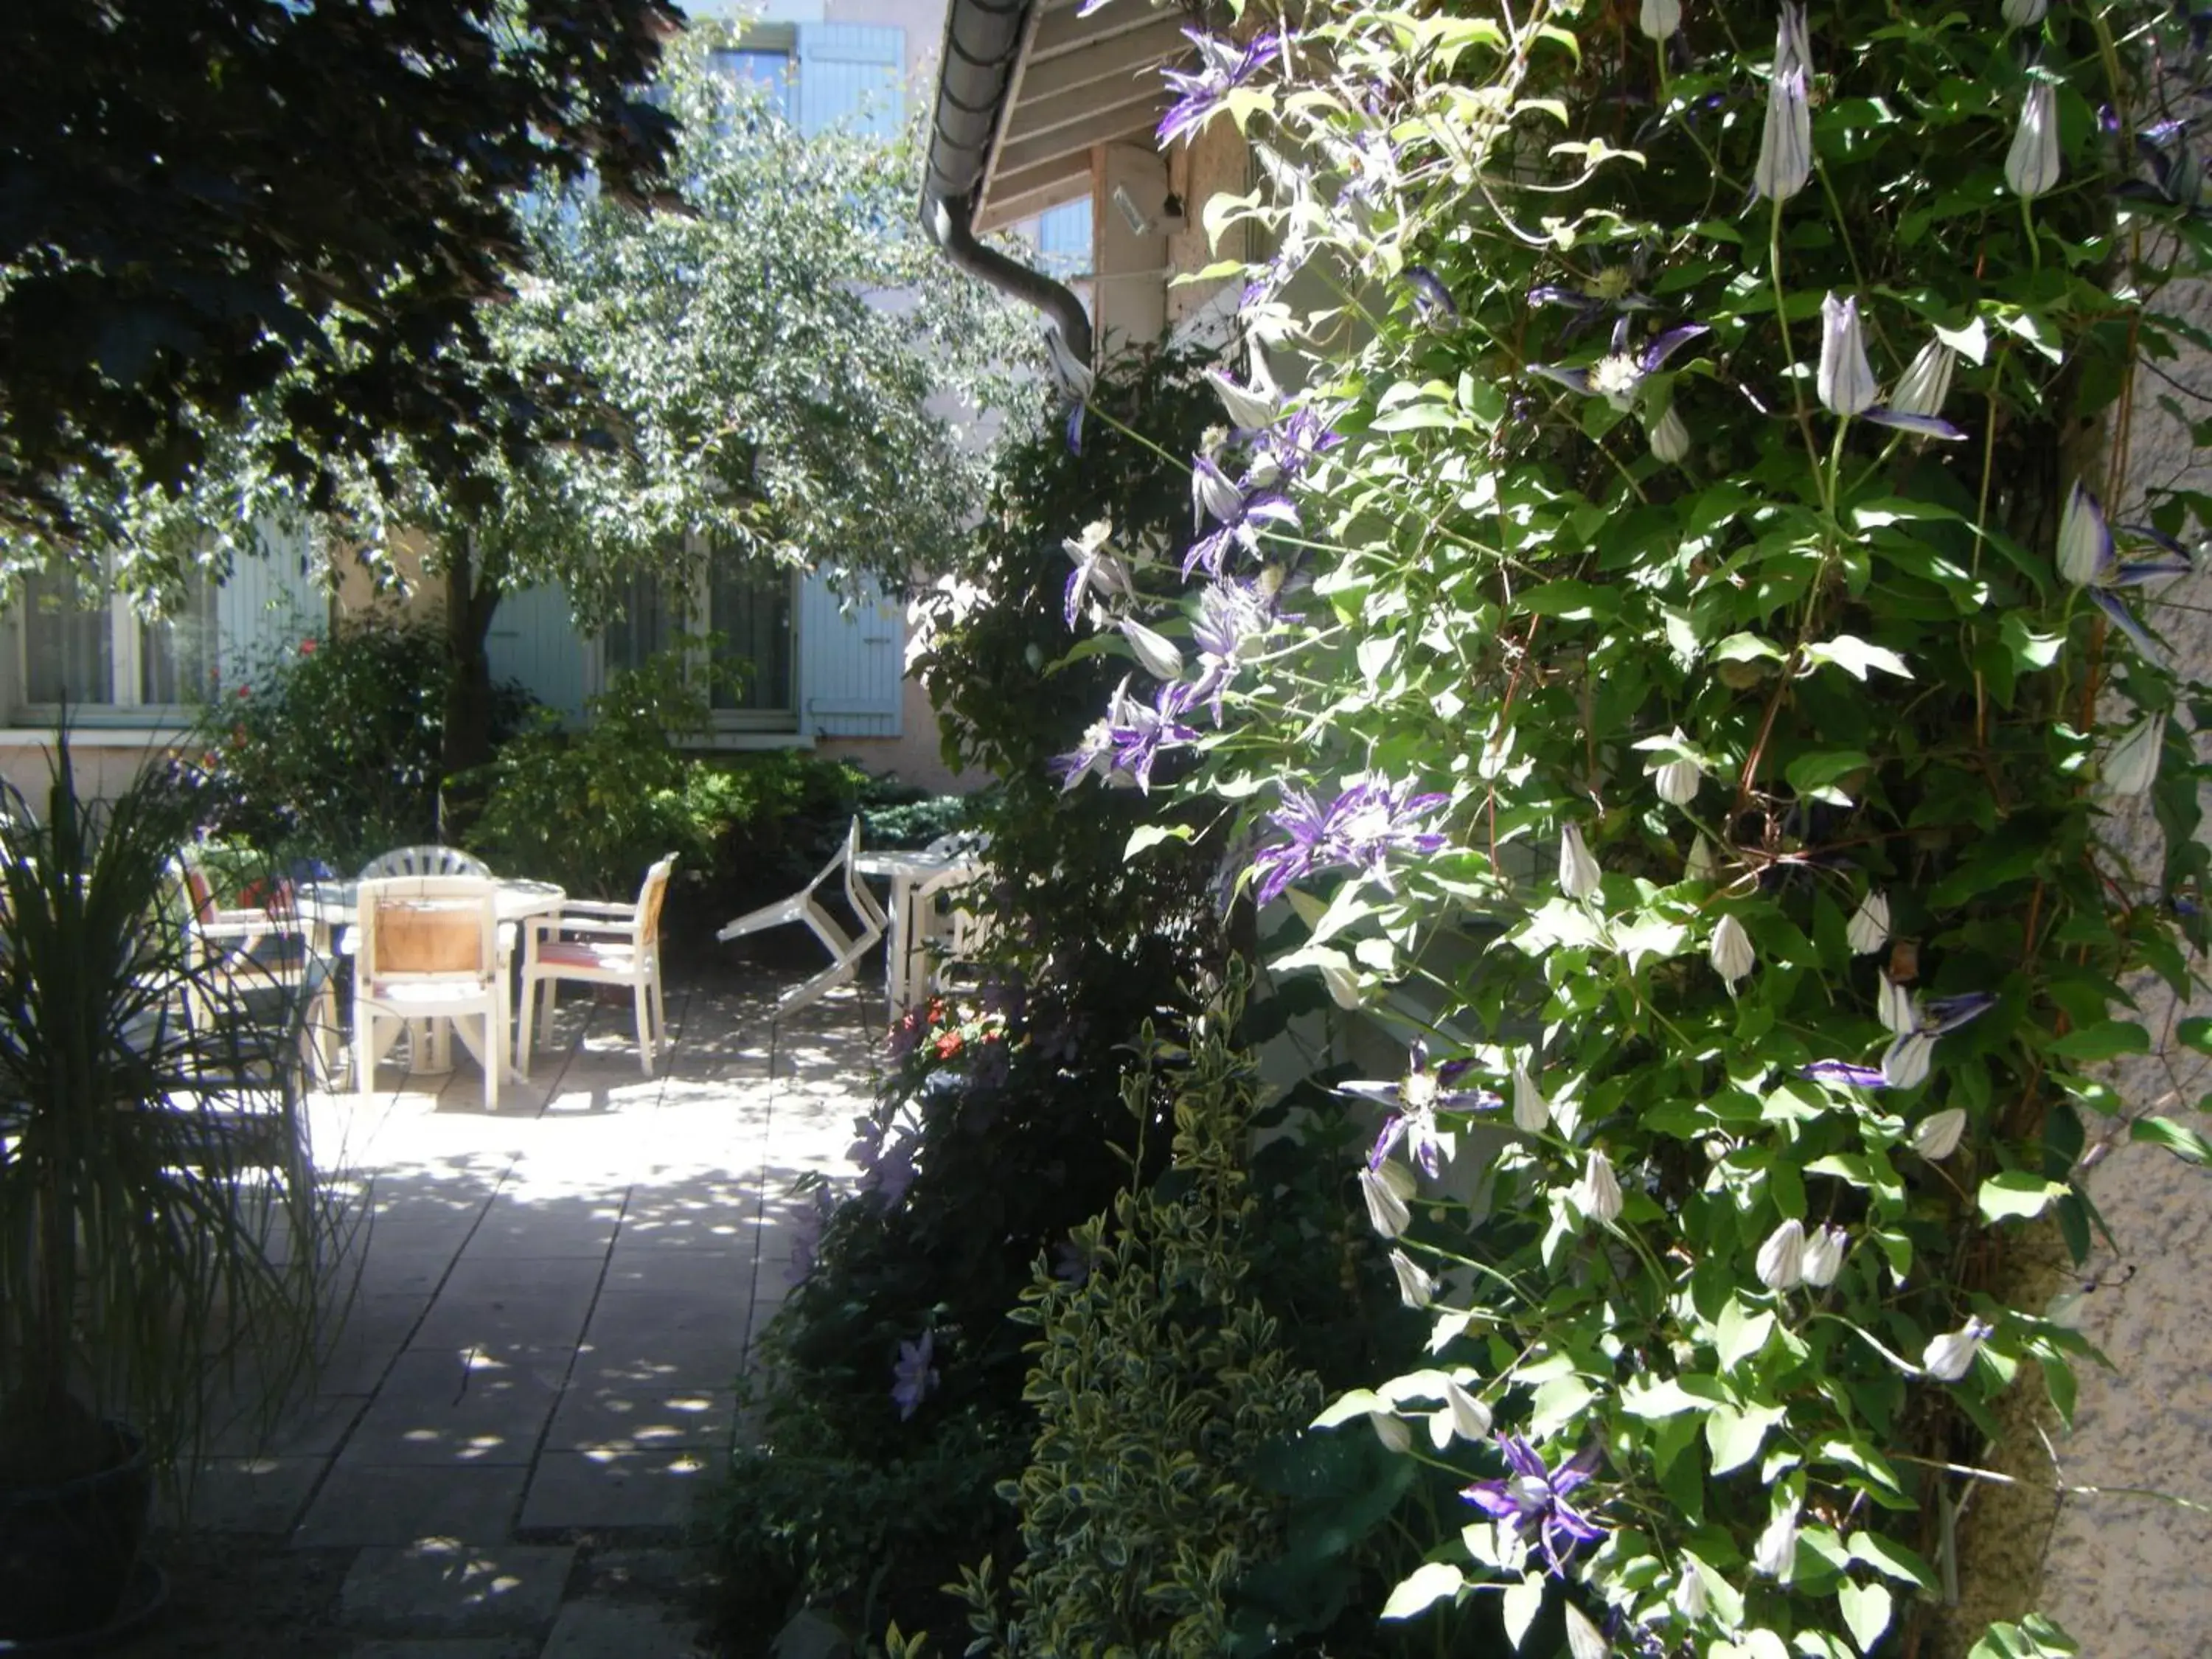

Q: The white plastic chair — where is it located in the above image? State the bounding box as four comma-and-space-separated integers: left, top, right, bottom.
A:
906, 860, 995, 1000
352, 876, 512, 1110
357, 845, 493, 882
170, 850, 338, 1086
517, 855, 677, 1077
717, 818, 887, 1015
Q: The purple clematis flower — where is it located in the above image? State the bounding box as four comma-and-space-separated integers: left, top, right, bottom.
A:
2116, 120, 2210, 215
2055, 481, 2193, 658
1062, 522, 1135, 630
1248, 776, 1450, 906
1407, 266, 1458, 326
1187, 574, 1294, 720
1338, 1039, 1503, 1178
1051, 678, 1200, 794
891, 1329, 939, 1420
1529, 316, 1708, 411
1184, 453, 1300, 580
1158, 29, 1279, 145
1528, 268, 1658, 344
1801, 990, 1997, 1091
1244, 406, 1343, 487
1798, 1058, 1890, 1089
1462, 1436, 1607, 1576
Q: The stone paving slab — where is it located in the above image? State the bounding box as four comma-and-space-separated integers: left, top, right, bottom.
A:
352, 1641, 540, 1659
171, 1453, 327, 1534
518, 1448, 714, 1534
295, 1460, 535, 1548
344, 1348, 566, 1467
539, 1598, 706, 1658
341, 1541, 576, 1638
544, 1383, 736, 1453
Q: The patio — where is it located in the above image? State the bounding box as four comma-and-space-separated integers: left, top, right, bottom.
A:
142, 961, 883, 1658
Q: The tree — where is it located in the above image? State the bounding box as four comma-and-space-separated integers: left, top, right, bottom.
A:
312, 31, 1033, 794
0, 0, 684, 543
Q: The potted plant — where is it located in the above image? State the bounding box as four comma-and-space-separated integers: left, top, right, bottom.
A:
0, 733, 324, 1644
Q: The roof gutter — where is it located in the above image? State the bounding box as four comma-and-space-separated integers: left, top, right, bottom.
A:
919, 0, 1094, 385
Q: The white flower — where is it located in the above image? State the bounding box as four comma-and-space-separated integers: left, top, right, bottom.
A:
1648, 403, 1691, 464
1889, 340, 1956, 421
1847, 890, 1892, 955
1686, 834, 1719, 883
1878, 975, 1917, 1037
2006, 81, 2061, 200
1755, 62, 1812, 201
1651, 731, 1702, 805
1912, 1106, 1967, 1161
2003, 0, 2048, 24
2102, 712, 2166, 797
1775, 2, 1810, 76
1752, 1500, 1801, 1579
1360, 1161, 1416, 1238
1677, 1564, 1709, 1621
1573, 1150, 1624, 1224
2056, 481, 2110, 585
1389, 1248, 1436, 1310
1800, 1224, 1848, 1286
1709, 913, 1756, 985
1757, 1217, 1806, 1290
1818, 293, 1879, 417
1883, 1030, 1935, 1089
1638, 0, 1683, 39
1368, 1410, 1413, 1453
1559, 822, 1601, 900
1922, 1316, 1994, 1382
1562, 1604, 1609, 1659
1119, 617, 1185, 680
1319, 961, 1364, 1010
1513, 1062, 1551, 1133
1444, 1378, 1492, 1441
1205, 361, 1280, 430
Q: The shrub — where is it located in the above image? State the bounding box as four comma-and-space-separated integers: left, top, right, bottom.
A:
195, 611, 530, 872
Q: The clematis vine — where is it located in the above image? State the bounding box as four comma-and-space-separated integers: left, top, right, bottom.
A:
1248, 774, 1450, 906
1051, 677, 1198, 794
1158, 29, 1279, 146
1061, 519, 1135, 630
1883, 990, 1998, 1088
1753, 5, 1812, 201
1461, 1436, 1607, 1576
1528, 316, 1708, 412
2053, 481, 2191, 657
1528, 265, 1657, 343
1339, 1039, 1501, 1178
2118, 121, 2211, 215
1189, 574, 1285, 720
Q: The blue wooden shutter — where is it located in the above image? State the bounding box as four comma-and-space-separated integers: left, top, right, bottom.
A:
486, 583, 589, 726
797, 569, 902, 738
793, 24, 905, 139
215, 521, 324, 689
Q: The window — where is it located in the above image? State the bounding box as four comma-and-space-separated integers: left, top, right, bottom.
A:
602, 552, 797, 731
709, 45, 793, 122
1036, 199, 1094, 282
15, 566, 216, 720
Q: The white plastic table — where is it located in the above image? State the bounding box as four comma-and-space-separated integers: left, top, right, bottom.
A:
852, 849, 984, 1011
295, 878, 566, 1077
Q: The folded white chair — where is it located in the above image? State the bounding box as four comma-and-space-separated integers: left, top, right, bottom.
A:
352, 876, 512, 1110
517, 855, 676, 1077
908, 860, 995, 999
717, 818, 886, 1015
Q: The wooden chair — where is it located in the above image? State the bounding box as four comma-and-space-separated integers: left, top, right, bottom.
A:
347, 847, 494, 1070
717, 818, 887, 1015
516, 855, 677, 1078
352, 877, 512, 1110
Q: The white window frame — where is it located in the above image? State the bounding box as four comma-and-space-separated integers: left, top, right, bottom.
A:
10, 567, 216, 731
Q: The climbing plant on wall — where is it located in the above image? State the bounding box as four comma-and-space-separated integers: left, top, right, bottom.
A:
1048, 0, 2212, 1653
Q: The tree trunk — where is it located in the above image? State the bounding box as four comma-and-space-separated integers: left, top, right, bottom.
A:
437, 540, 504, 839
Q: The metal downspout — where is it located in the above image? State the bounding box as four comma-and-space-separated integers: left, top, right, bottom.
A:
919, 0, 1094, 383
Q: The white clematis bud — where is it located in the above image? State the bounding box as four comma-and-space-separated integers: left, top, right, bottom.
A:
1513, 1062, 1551, 1133
2101, 712, 2166, 797
2006, 81, 2061, 200
2056, 481, 2111, 586
1445, 1378, 1492, 1441
1847, 889, 1892, 954
1573, 1150, 1624, 1224
1359, 1161, 1416, 1238
1912, 1106, 1967, 1161
1562, 1605, 1609, 1659
1559, 822, 1601, 900
1119, 617, 1185, 681
1752, 1501, 1801, 1579
1651, 731, 1702, 806
1710, 913, 1756, 986
1686, 834, 1719, 883
1648, 403, 1692, 463
1922, 1316, 1994, 1382
1389, 1248, 1436, 1310
1368, 1410, 1413, 1453
1889, 339, 1956, 421
1818, 292, 1879, 417
2003, 0, 2048, 24
1878, 974, 1918, 1037
1800, 1224, 1848, 1286
1638, 0, 1683, 39
1753, 8, 1812, 201
1757, 1217, 1806, 1290
1677, 1564, 1709, 1621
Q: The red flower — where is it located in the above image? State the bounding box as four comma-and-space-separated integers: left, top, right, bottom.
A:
299, 638, 318, 655
933, 1031, 964, 1060
235, 685, 251, 699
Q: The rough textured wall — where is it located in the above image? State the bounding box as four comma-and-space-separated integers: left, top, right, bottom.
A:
1955, 270, 2212, 1655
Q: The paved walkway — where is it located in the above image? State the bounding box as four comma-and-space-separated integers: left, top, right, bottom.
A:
159, 966, 881, 1658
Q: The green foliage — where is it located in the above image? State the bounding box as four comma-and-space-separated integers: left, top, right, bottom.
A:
953, 973, 1324, 1658
1043, 1, 2212, 1653
193, 609, 532, 874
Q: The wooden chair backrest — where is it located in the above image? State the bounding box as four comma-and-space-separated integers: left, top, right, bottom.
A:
636, 856, 677, 949
358, 877, 498, 981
